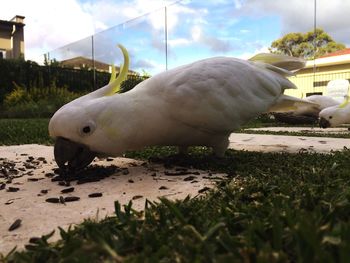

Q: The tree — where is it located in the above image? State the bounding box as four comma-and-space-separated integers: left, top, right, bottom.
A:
269, 28, 346, 59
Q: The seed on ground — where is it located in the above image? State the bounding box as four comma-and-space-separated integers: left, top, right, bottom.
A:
7, 187, 20, 192
64, 196, 80, 202
45, 173, 55, 178
8, 219, 22, 231
198, 187, 210, 193
88, 192, 103, 198
28, 178, 44, 182
46, 197, 60, 203
5, 199, 14, 205
184, 176, 197, 181
29, 237, 41, 244
61, 187, 75, 193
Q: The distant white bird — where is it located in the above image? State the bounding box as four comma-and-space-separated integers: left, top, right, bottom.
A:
319, 95, 350, 128
292, 95, 339, 117
49, 46, 312, 171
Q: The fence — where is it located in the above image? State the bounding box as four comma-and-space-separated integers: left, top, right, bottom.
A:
14, 1, 350, 97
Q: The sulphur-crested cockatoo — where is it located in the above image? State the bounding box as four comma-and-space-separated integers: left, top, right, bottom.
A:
319, 95, 350, 128
292, 95, 339, 117
49, 45, 311, 171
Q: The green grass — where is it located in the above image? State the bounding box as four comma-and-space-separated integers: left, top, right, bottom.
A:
2, 148, 350, 262
0, 119, 52, 145
1, 118, 350, 262
0, 118, 347, 147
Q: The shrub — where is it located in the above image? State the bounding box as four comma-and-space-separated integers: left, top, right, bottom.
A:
120, 73, 148, 93
1, 82, 82, 118
0, 72, 149, 118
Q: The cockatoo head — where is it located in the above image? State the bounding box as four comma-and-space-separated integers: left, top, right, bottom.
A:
48, 44, 129, 172
319, 95, 350, 128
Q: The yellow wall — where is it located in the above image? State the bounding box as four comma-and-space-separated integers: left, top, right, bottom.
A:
286, 63, 350, 98
0, 21, 25, 59
0, 32, 11, 50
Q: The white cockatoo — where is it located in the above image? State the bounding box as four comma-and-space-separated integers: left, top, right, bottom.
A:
292, 95, 339, 117
319, 95, 350, 128
49, 45, 311, 171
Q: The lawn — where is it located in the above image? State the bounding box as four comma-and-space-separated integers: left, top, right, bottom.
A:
1, 118, 350, 262
0, 119, 52, 145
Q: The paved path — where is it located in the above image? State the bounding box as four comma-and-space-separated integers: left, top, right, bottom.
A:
229, 131, 349, 154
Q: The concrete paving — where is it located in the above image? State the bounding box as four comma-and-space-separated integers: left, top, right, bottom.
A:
246, 127, 350, 134
1, 128, 349, 254
229, 133, 350, 154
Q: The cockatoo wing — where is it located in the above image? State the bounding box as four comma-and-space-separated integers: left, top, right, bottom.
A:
305, 95, 339, 109
268, 94, 319, 113
249, 53, 306, 72
135, 56, 298, 134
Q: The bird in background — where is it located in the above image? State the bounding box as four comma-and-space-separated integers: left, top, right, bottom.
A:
319, 93, 350, 128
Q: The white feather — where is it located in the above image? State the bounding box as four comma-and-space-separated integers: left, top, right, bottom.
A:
49, 52, 306, 156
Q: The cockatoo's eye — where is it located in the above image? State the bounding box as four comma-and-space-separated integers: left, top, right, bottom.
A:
79, 121, 96, 136
82, 126, 91, 133
329, 116, 333, 119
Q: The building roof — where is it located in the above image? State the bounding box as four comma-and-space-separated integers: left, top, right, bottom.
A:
59, 56, 111, 72
305, 48, 350, 68
0, 15, 25, 27
320, 48, 350, 58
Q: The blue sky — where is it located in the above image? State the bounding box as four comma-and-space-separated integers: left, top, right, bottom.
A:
1, 0, 349, 74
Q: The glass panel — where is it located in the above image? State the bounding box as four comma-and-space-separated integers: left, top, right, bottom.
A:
47, 36, 95, 92
167, 1, 289, 68
37, 1, 349, 100
288, 1, 350, 98
48, 36, 93, 64
93, 7, 166, 76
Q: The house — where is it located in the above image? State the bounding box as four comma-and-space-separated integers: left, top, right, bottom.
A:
59, 56, 137, 75
59, 56, 111, 72
286, 48, 350, 98
0, 15, 25, 59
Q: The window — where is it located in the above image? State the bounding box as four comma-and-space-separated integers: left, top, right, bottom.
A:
0, 49, 6, 59
313, 80, 329, 87
306, 92, 322, 97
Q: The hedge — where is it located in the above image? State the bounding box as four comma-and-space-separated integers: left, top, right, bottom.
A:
0, 58, 111, 103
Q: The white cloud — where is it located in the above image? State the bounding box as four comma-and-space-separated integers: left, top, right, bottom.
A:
235, 0, 350, 46
236, 46, 270, 60
0, 0, 183, 61
0, 0, 99, 61
240, 29, 250, 34
82, 0, 184, 32
168, 38, 191, 47
234, 0, 242, 9
134, 58, 165, 73
191, 25, 201, 41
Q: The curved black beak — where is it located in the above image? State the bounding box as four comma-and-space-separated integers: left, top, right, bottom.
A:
319, 117, 331, 129
54, 137, 96, 172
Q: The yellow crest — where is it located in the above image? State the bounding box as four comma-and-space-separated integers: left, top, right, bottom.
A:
105, 44, 129, 96
338, 87, 350, 108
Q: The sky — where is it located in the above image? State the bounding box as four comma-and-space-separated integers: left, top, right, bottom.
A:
1, 0, 349, 74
